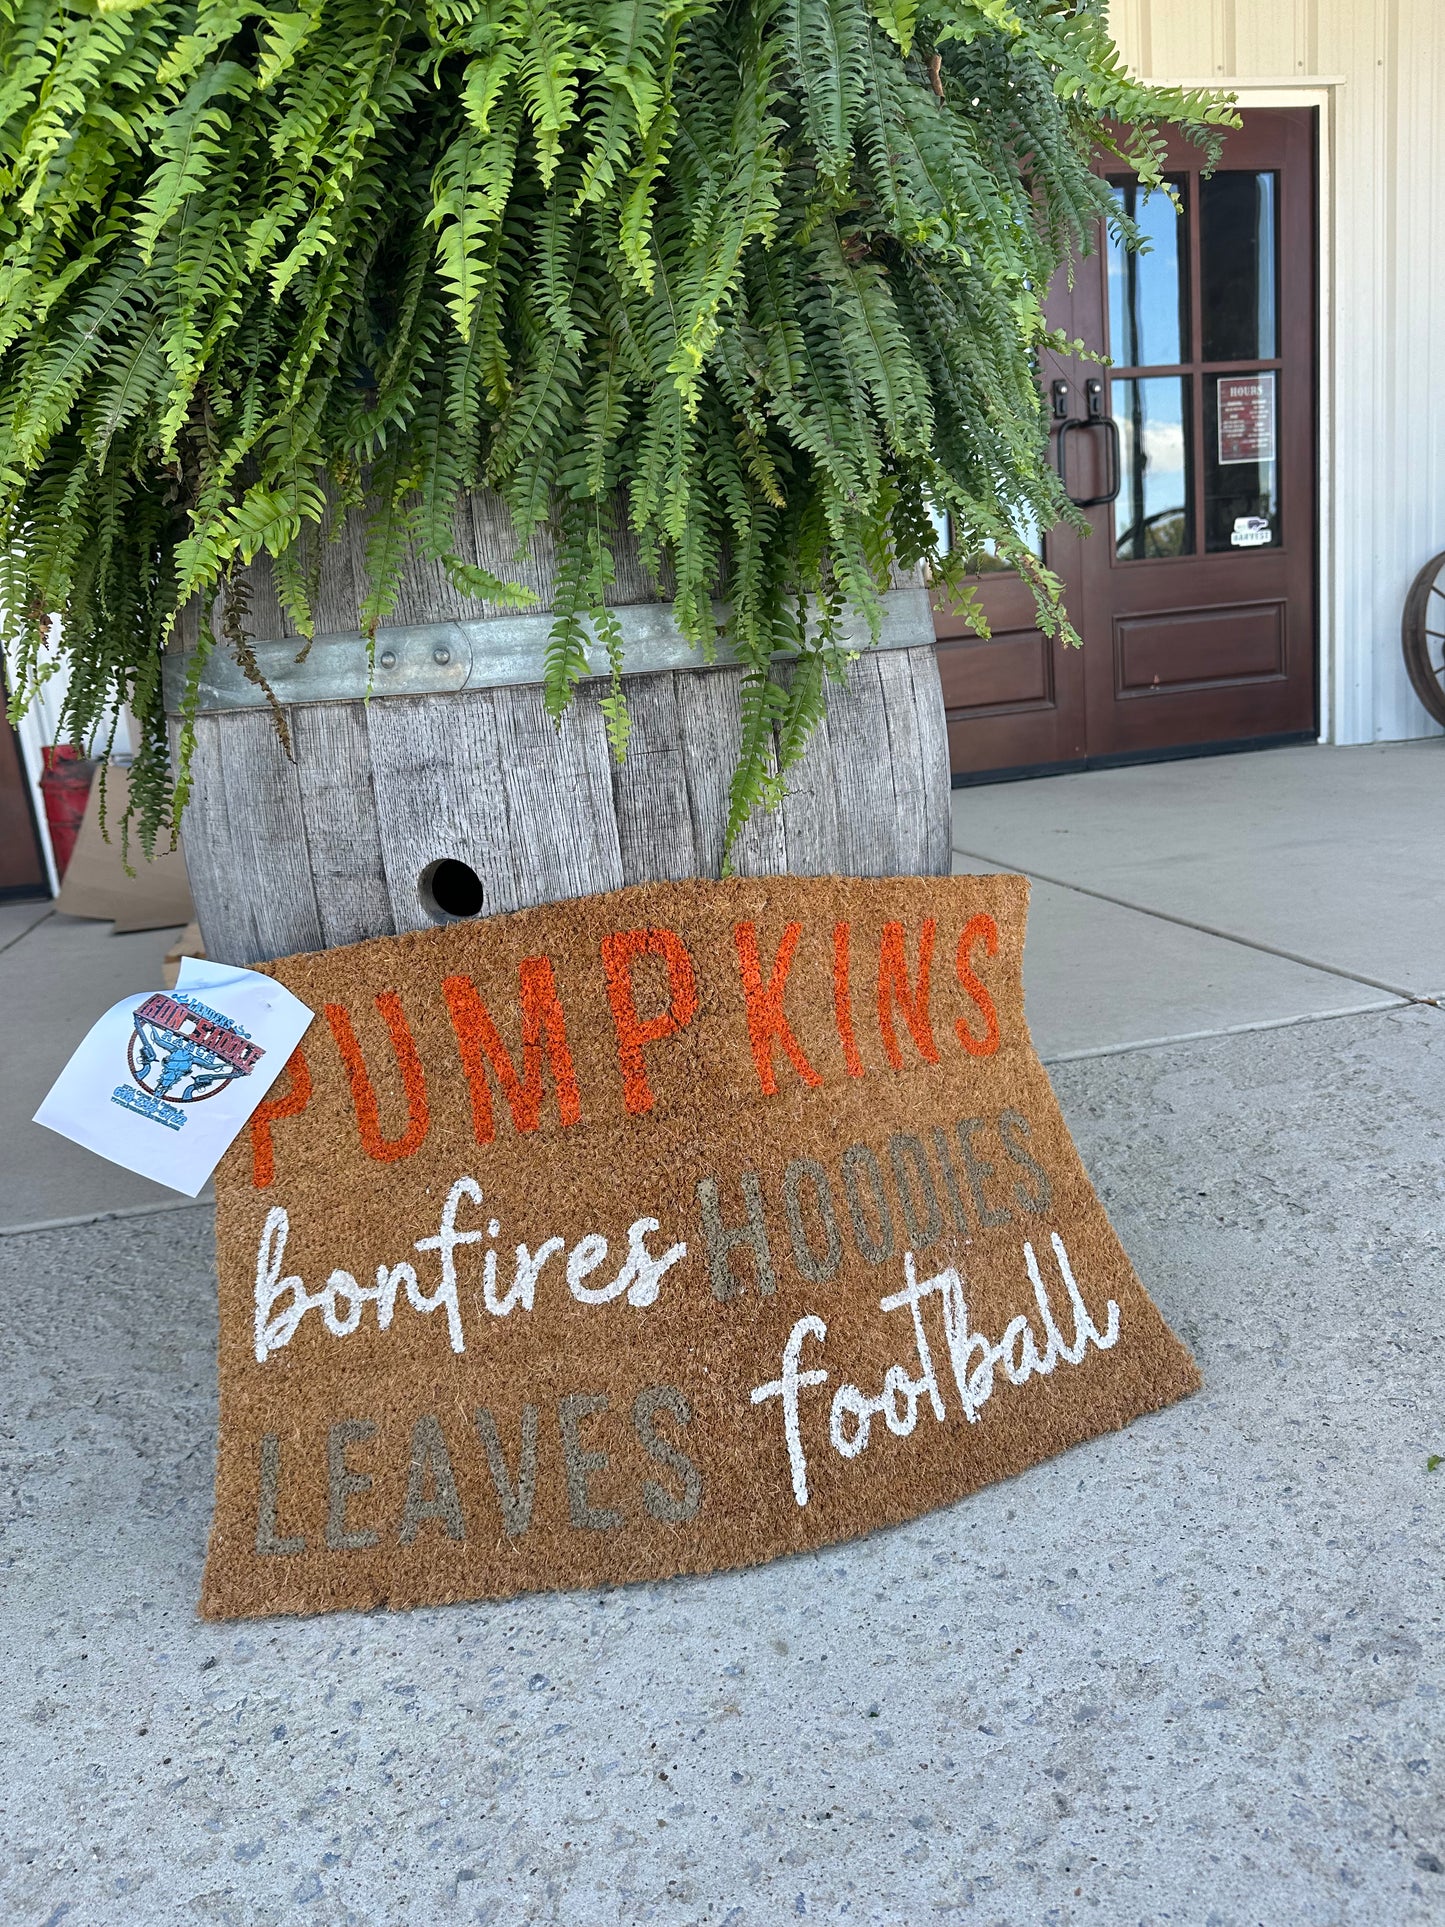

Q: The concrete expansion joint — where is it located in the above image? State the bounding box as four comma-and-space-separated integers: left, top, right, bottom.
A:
0, 905, 53, 957
0, 1196, 214, 1239
951, 844, 1429, 1006
1040, 1000, 1416, 1067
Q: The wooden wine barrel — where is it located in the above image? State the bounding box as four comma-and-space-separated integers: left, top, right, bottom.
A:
164, 490, 951, 966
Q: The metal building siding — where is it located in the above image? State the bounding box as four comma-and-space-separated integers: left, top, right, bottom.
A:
1109, 0, 1445, 744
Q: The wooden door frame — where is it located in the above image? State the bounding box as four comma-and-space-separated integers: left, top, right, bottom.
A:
1142, 79, 1339, 748
1069, 103, 1319, 760
942, 86, 1334, 787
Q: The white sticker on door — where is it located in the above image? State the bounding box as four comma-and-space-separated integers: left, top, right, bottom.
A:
1231, 516, 1273, 548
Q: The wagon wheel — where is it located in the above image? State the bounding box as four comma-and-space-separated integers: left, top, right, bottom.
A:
1402, 549, 1445, 727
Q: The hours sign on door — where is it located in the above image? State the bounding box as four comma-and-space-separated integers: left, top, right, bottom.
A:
1217, 372, 1276, 465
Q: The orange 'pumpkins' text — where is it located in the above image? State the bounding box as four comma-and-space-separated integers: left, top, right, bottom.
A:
247, 914, 1006, 1184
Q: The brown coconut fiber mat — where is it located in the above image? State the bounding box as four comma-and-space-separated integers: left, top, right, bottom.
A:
202, 873, 1199, 1619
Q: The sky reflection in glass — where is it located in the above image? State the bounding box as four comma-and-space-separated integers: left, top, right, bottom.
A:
1114, 376, 1193, 560
1108, 181, 1186, 369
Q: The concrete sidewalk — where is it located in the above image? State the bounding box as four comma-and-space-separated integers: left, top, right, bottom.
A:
953, 738, 1445, 1004
950, 738, 1445, 1060
1, 741, 1442, 1926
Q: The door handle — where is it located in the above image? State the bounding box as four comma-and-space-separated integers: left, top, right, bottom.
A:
1055, 378, 1122, 508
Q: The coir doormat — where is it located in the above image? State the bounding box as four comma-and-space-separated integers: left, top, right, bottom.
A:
202, 875, 1199, 1619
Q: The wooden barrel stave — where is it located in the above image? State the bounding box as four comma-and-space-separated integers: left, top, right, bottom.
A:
169, 489, 951, 965
177, 643, 950, 966
174, 486, 672, 654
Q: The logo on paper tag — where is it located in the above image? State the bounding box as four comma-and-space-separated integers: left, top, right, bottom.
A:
36, 957, 313, 1197
112, 992, 267, 1131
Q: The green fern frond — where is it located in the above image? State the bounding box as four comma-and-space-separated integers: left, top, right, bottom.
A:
0, 0, 1230, 857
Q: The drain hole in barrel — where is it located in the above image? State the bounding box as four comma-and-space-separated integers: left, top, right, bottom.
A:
418, 858, 485, 923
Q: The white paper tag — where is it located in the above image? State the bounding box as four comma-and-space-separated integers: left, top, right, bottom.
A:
34, 957, 315, 1198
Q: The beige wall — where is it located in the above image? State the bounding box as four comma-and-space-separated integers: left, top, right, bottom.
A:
1110, 0, 1445, 743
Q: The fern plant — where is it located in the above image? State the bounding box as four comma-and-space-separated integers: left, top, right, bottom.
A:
0, 0, 1231, 855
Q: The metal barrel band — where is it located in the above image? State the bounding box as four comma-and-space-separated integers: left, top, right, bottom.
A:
162, 587, 936, 715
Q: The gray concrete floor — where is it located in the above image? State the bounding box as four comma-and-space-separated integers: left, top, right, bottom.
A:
1, 741, 1443, 1925
951, 737, 1445, 1002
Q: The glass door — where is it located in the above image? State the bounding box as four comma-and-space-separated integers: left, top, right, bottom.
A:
936, 108, 1318, 779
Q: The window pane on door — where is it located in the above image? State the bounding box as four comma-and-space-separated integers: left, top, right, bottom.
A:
1108, 180, 1187, 367
1113, 376, 1193, 560
1205, 372, 1280, 551
959, 522, 1046, 578
1200, 172, 1278, 361
938, 504, 1044, 576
